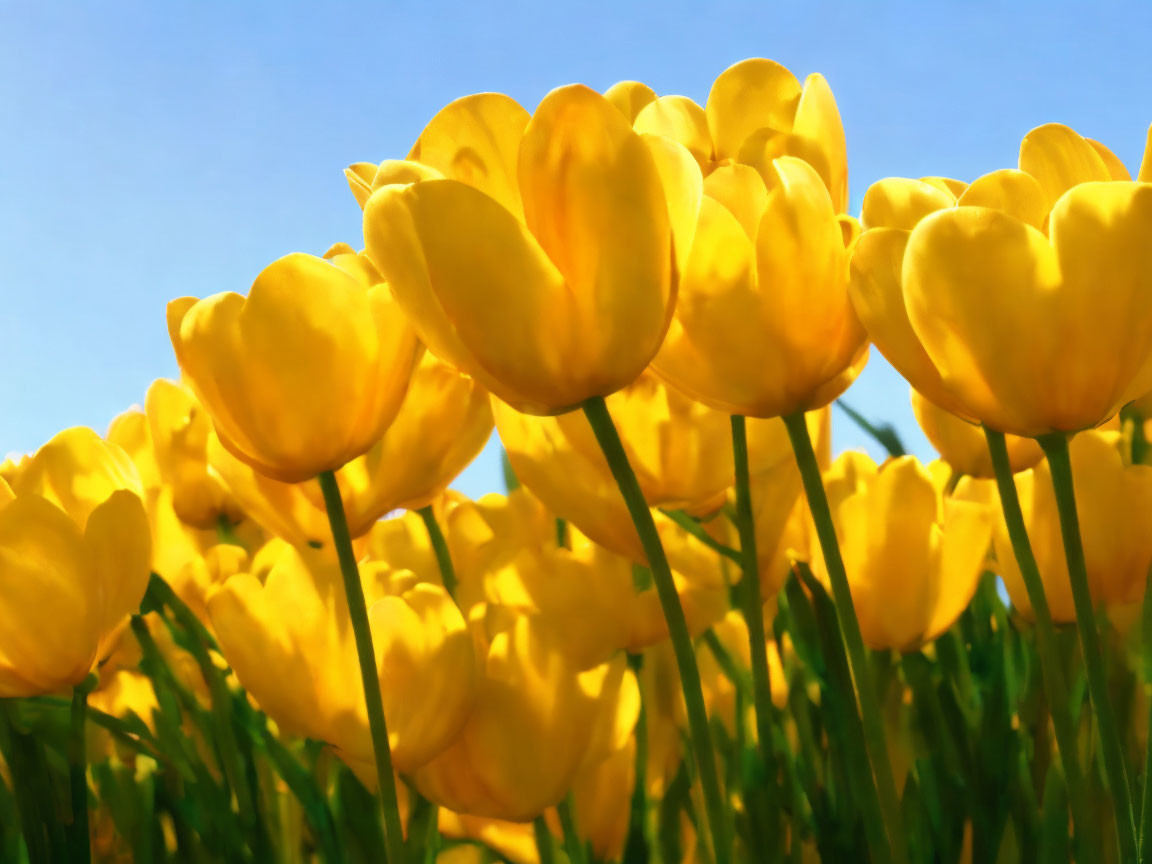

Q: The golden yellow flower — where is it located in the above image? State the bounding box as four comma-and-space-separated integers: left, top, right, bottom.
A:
810, 452, 992, 651
362, 86, 675, 414
911, 388, 1042, 478
168, 250, 419, 482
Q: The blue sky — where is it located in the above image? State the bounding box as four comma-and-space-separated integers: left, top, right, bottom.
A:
2, 1, 1149, 497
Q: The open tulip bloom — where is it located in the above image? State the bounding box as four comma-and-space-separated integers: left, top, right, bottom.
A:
7, 56, 1152, 864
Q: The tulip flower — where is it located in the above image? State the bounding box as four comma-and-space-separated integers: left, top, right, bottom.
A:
651, 156, 868, 420
0, 429, 151, 696
808, 452, 993, 651
363, 85, 675, 415
412, 613, 620, 822
911, 389, 1042, 478
168, 250, 420, 483
851, 125, 1152, 437
208, 542, 475, 775
975, 431, 1152, 622
603, 80, 657, 123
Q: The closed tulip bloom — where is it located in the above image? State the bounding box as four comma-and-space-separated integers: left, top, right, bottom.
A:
143, 378, 244, 529
0, 430, 151, 696
412, 613, 612, 821
363, 85, 675, 415
653, 156, 868, 419
852, 125, 1152, 437
810, 453, 993, 652
208, 542, 475, 774
983, 431, 1152, 622
911, 389, 1042, 478
168, 250, 420, 482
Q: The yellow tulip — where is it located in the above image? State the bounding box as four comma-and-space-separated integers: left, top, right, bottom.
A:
363, 85, 675, 414
168, 250, 420, 483
652, 155, 868, 419
0, 429, 151, 696
851, 125, 1152, 437
980, 431, 1152, 622
207, 542, 475, 775
412, 613, 618, 821
1140, 123, 1152, 183
810, 452, 992, 651
911, 389, 1042, 478
141, 379, 244, 529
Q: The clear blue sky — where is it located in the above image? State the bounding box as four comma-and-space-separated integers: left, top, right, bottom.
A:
3, 1, 1149, 497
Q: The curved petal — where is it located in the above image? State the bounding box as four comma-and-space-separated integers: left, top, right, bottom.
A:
603, 80, 657, 123
706, 58, 802, 161
1019, 123, 1112, 207
85, 490, 151, 657
903, 207, 1063, 435
407, 93, 530, 218
1087, 138, 1132, 181
1139, 124, 1152, 183
702, 163, 768, 241
921, 497, 992, 643
861, 177, 955, 230
634, 95, 712, 168
920, 177, 968, 198
519, 84, 675, 403
641, 135, 704, 279
791, 73, 848, 211
344, 163, 376, 208
957, 169, 1048, 229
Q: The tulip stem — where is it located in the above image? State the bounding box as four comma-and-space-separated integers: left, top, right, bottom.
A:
582, 396, 730, 864
68, 675, 96, 864
782, 410, 905, 864
417, 505, 458, 601
730, 415, 782, 843
984, 427, 1094, 858
318, 471, 405, 864
1037, 432, 1139, 864
558, 795, 587, 864
533, 816, 557, 864
1138, 565, 1152, 863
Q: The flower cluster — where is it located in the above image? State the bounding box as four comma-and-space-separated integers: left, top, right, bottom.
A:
3, 57, 1152, 864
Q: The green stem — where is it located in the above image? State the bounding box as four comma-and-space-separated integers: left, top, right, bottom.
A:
582, 396, 730, 864
730, 415, 781, 844
1037, 432, 1138, 863
1139, 564, 1152, 863
69, 678, 95, 864
782, 411, 904, 864
984, 427, 1094, 858
624, 652, 650, 864
319, 471, 405, 864
534, 816, 557, 864
558, 795, 587, 864
417, 505, 457, 601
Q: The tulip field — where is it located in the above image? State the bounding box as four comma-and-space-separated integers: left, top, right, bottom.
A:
5, 56, 1152, 864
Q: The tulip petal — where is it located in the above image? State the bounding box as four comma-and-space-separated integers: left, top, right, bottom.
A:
861, 177, 955, 230
367, 179, 593, 413
407, 93, 530, 219
1019, 123, 1112, 206
371, 159, 444, 193
603, 80, 657, 123
1087, 138, 1132, 181
1140, 124, 1152, 183
518, 84, 674, 402
634, 95, 713, 168
791, 73, 848, 211
957, 169, 1049, 229
85, 490, 151, 658
706, 58, 802, 161
922, 498, 992, 643
344, 162, 376, 208
641, 135, 703, 280
920, 177, 969, 198
703, 163, 768, 241
903, 207, 1064, 435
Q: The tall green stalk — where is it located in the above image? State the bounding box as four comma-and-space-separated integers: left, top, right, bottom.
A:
730, 415, 782, 846
318, 471, 405, 864
69, 676, 96, 863
984, 427, 1094, 857
1036, 432, 1138, 864
418, 505, 458, 600
582, 396, 730, 864
782, 410, 905, 864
